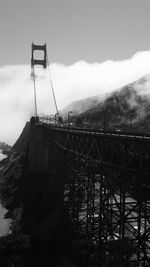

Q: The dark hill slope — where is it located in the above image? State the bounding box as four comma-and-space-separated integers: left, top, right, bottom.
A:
74, 75, 150, 131
62, 94, 106, 117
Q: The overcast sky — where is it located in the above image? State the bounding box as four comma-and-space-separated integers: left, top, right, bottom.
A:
1, 0, 150, 65
1, 0, 150, 144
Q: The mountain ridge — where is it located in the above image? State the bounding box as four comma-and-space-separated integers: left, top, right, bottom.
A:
62, 74, 150, 131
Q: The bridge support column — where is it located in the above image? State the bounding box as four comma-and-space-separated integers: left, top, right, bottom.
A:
28, 117, 49, 172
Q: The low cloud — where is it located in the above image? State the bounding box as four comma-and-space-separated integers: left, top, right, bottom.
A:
1, 50, 150, 144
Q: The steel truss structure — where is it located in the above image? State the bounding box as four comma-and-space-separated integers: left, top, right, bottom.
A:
42, 124, 150, 266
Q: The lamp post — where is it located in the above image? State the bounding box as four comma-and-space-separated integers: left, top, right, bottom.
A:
103, 108, 111, 132
128, 113, 133, 129
68, 111, 73, 126
107, 108, 111, 130
55, 112, 58, 126
103, 109, 107, 132
50, 115, 53, 123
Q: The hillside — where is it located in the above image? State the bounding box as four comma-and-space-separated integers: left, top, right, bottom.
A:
62, 94, 107, 117
63, 75, 150, 131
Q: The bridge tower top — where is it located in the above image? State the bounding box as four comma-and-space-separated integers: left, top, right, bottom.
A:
31, 43, 47, 69
31, 42, 59, 118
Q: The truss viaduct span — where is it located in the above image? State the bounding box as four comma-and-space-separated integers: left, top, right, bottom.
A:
39, 122, 150, 174
11, 117, 150, 266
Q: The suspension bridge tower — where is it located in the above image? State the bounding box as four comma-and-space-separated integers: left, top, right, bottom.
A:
31, 42, 58, 118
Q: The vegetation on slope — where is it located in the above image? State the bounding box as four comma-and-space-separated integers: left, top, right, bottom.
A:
64, 75, 150, 132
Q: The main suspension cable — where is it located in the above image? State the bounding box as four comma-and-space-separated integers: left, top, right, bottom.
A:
46, 51, 59, 115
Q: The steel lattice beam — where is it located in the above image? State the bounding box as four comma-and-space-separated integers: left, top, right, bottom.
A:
40, 124, 150, 266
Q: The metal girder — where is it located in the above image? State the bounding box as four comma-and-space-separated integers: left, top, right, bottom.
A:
62, 159, 150, 266
47, 127, 150, 175
41, 125, 150, 266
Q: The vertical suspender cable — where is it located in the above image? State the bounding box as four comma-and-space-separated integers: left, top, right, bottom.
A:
46, 52, 59, 115
32, 65, 38, 117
